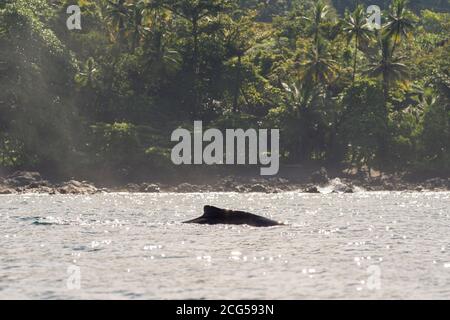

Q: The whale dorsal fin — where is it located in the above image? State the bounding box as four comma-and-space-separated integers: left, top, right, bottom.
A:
203, 205, 222, 217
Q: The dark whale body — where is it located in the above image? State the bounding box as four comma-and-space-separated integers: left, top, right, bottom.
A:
184, 206, 283, 227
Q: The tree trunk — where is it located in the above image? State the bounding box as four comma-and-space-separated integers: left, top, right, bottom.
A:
192, 17, 199, 118
192, 18, 199, 75
352, 34, 359, 84
132, 28, 139, 53
233, 55, 242, 113
391, 25, 401, 56
1, 137, 5, 166
380, 73, 390, 163
382, 74, 389, 111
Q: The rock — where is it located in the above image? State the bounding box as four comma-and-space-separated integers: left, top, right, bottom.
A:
4, 171, 43, 187
125, 183, 141, 192
333, 184, 354, 193
330, 178, 354, 193
141, 183, 160, 193
0, 186, 16, 194
382, 181, 395, 191
26, 180, 51, 189
58, 180, 98, 195
249, 184, 268, 193
303, 185, 320, 193
310, 167, 329, 185
175, 183, 200, 193
233, 185, 248, 193
223, 179, 235, 187
424, 178, 447, 190
36, 186, 56, 194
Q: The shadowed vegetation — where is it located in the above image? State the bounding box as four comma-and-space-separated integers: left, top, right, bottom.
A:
0, 0, 449, 180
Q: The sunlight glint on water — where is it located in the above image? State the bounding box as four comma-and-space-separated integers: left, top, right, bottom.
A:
0, 192, 449, 299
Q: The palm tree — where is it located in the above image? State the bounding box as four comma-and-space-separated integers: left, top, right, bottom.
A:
159, 0, 232, 117
282, 81, 323, 117
126, 1, 146, 52
160, 0, 230, 74
76, 57, 99, 89
405, 86, 438, 124
141, 5, 180, 87
106, 0, 128, 47
282, 81, 325, 161
299, 39, 338, 86
366, 37, 409, 109
304, 0, 329, 47
223, 12, 257, 113
383, 0, 415, 56
341, 5, 372, 84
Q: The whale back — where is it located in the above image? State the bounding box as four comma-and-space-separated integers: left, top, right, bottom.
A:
183, 205, 283, 227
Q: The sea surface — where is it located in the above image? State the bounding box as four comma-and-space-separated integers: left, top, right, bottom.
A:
0, 192, 449, 299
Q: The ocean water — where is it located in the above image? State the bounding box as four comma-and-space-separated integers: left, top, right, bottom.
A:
0, 192, 449, 299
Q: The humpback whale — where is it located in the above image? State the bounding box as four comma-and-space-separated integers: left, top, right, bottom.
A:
184, 205, 283, 227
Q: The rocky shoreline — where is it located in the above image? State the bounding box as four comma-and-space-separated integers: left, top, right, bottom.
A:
1, 169, 450, 195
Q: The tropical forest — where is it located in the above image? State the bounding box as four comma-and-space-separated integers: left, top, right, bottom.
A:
0, 0, 449, 184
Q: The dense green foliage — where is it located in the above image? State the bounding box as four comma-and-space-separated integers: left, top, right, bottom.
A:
332, 1, 450, 13
0, 0, 449, 179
